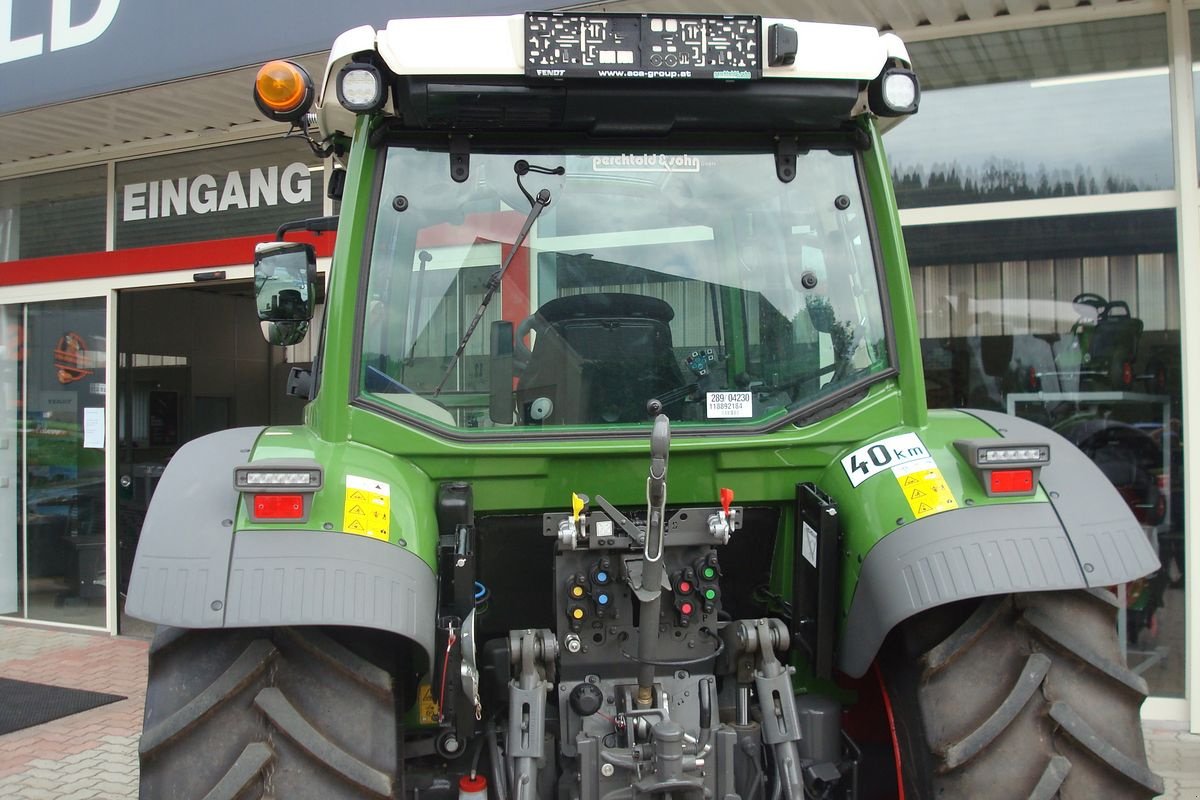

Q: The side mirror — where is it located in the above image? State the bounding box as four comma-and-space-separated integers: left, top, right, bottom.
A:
254, 241, 317, 344
489, 320, 514, 424
261, 320, 310, 347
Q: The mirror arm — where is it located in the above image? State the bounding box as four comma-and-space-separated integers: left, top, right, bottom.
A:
275, 215, 338, 241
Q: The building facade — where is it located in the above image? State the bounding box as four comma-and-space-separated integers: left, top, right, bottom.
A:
1, 0, 1197, 729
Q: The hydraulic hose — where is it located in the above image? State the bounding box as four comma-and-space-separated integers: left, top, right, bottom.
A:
487, 722, 509, 800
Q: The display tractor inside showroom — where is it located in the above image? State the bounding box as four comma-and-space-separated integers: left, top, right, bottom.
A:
125, 11, 1165, 800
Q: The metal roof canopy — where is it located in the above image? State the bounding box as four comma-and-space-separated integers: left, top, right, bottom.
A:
0, 0, 1154, 177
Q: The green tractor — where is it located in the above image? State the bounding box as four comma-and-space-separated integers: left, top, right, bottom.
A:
125, 12, 1163, 800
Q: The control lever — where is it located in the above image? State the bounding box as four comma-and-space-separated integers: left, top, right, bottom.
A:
636, 414, 670, 707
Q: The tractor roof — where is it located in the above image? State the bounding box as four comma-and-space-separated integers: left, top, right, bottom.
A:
314, 13, 913, 140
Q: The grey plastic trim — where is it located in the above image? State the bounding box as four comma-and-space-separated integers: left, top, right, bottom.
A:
839, 502, 1087, 677
839, 409, 1161, 678
125, 427, 265, 628
124, 426, 436, 663
964, 409, 1160, 587
224, 529, 436, 662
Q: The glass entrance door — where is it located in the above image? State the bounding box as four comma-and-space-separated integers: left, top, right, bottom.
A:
1, 297, 108, 628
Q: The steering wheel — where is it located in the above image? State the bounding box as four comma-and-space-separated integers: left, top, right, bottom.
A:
1072, 292, 1108, 310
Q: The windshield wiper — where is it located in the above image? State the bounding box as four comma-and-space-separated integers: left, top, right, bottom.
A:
434, 160, 563, 395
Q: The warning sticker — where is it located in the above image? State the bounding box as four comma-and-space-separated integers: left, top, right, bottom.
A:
892, 458, 958, 519
343, 474, 391, 541
841, 432, 930, 487
417, 683, 440, 725
801, 521, 818, 568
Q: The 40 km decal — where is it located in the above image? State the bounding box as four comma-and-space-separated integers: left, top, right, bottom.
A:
841, 432, 929, 487
893, 459, 958, 519
343, 475, 391, 541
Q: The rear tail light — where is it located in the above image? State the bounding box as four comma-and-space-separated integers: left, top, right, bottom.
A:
234, 459, 322, 523
253, 494, 305, 520
990, 469, 1034, 495
955, 439, 1048, 497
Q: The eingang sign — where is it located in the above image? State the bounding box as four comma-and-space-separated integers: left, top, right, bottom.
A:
121, 163, 313, 222
114, 139, 323, 250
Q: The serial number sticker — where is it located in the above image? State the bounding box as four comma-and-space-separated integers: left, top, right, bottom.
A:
706, 391, 753, 419
802, 521, 818, 568
343, 474, 391, 541
893, 458, 958, 519
417, 683, 440, 725
841, 432, 930, 487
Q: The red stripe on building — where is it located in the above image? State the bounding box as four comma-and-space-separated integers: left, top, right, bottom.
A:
0, 232, 337, 287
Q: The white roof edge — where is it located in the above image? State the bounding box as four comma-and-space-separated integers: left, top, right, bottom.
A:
367, 14, 901, 81
878, 32, 913, 68
316, 24, 377, 139
314, 14, 913, 139
377, 15, 525, 77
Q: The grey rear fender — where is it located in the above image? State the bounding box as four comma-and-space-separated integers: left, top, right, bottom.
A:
838, 409, 1160, 677
123, 426, 436, 665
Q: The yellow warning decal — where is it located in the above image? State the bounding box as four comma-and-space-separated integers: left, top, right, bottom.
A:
892, 458, 958, 519
343, 474, 391, 541
418, 682, 440, 725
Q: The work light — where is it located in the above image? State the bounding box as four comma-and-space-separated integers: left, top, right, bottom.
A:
337, 62, 386, 113
869, 67, 920, 117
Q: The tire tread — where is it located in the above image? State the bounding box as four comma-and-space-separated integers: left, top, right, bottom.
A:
253, 686, 393, 798
886, 590, 1162, 800
139, 638, 277, 757
139, 627, 399, 800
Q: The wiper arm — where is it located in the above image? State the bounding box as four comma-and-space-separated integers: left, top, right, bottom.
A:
433, 160, 562, 396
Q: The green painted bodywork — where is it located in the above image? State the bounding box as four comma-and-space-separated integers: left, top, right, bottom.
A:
237, 114, 1053, 649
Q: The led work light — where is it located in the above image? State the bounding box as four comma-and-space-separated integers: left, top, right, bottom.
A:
337, 62, 386, 114
869, 67, 920, 117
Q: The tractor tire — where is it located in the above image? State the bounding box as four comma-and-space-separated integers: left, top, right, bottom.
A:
139, 626, 400, 800
879, 589, 1163, 800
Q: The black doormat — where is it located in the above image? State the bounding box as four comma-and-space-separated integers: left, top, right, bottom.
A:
0, 677, 125, 736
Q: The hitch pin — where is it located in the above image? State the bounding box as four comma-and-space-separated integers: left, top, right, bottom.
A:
571, 492, 588, 538
710, 487, 735, 542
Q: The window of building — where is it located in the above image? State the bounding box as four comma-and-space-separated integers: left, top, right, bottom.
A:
906, 212, 1183, 698
0, 167, 107, 262
888, 16, 1172, 208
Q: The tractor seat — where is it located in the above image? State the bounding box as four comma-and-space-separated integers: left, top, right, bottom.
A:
515, 293, 686, 425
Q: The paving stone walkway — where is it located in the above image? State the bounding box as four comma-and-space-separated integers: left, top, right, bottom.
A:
0, 625, 146, 800
1, 622, 1197, 798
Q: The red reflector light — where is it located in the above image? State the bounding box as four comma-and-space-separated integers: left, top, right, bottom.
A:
990, 469, 1034, 494
253, 494, 304, 519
